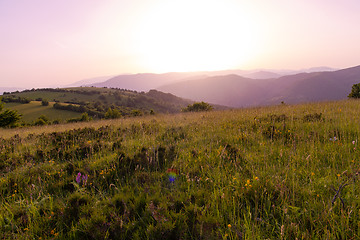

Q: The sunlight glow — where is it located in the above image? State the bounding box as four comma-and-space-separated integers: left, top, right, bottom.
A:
133, 0, 262, 72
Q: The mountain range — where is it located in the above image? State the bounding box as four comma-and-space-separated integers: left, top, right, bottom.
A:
158, 65, 360, 107
84, 67, 335, 92
78, 65, 360, 107
4, 65, 356, 107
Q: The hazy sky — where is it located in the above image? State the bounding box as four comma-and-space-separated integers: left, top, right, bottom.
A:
1, 0, 360, 88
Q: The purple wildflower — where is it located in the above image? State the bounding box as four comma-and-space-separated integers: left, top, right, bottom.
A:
76, 172, 82, 184
82, 174, 88, 185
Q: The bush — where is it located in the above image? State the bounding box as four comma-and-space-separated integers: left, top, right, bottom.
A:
348, 83, 360, 98
1, 96, 31, 104
182, 101, 213, 112
105, 108, 121, 119
41, 99, 49, 106
34, 115, 50, 126
0, 102, 21, 127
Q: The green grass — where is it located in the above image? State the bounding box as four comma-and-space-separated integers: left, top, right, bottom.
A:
4, 101, 82, 123
1, 99, 360, 239
2, 87, 197, 123
3, 87, 119, 103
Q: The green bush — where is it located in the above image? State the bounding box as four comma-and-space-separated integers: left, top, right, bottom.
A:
0, 102, 21, 127
41, 99, 49, 106
105, 108, 121, 119
348, 83, 360, 98
182, 101, 213, 112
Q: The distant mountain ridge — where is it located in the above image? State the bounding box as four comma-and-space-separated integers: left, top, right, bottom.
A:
157, 65, 360, 107
87, 72, 200, 91
81, 67, 336, 93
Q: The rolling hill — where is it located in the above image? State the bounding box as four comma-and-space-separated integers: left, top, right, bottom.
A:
3, 101, 82, 123
158, 75, 268, 107
1, 87, 197, 124
88, 72, 201, 91
157, 65, 360, 107
79, 67, 336, 92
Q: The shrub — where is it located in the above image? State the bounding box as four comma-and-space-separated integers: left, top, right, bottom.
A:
182, 101, 213, 112
34, 115, 50, 126
105, 108, 121, 119
0, 103, 21, 127
348, 83, 360, 98
41, 99, 49, 106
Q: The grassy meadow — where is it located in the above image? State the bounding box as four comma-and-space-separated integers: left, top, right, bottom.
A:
4, 101, 82, 123
2, 88, 195, 124
1, 99, 360, 239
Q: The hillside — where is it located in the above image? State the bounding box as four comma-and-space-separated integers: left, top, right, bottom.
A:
158, 65, 360, 107
88, 72, 201, 91
159, 75, 268, 107
1, 100, 360, 238
268, 65, 360, 104
3, 101, 82, 123
1, 87, 195, 124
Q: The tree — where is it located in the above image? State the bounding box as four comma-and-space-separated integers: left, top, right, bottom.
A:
34, 115, 50, 126
182, 101, 213, 112
0, 102, 22, 127
105, 108, 121, 119
348, 83, 360, 98
41, 99, 49, 106
80, 112, 92, 122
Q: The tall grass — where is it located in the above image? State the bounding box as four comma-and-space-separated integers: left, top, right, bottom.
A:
1, 99, 360, 239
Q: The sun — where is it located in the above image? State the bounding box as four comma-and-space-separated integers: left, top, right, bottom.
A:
132, 0, 262, 73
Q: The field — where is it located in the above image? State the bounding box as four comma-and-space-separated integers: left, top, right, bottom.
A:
2, 88, 195, 124
3, 101, 82, 123
1, 99, 360, 239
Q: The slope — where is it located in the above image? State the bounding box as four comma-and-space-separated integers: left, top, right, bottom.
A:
1, 87, 195, 124
157, 65, 360, 107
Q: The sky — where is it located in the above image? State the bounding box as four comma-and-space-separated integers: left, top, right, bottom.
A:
1, 0, 360, 88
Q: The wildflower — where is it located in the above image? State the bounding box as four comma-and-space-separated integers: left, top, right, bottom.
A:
228, 224, 232, 228
311, 172, 315, 176
329, 136, 338, 141
352, 141, 356, 145
167, 168, 178, 183
82, 174, 88, 185
254, 176, 259, 181
76, 172, 82, 184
